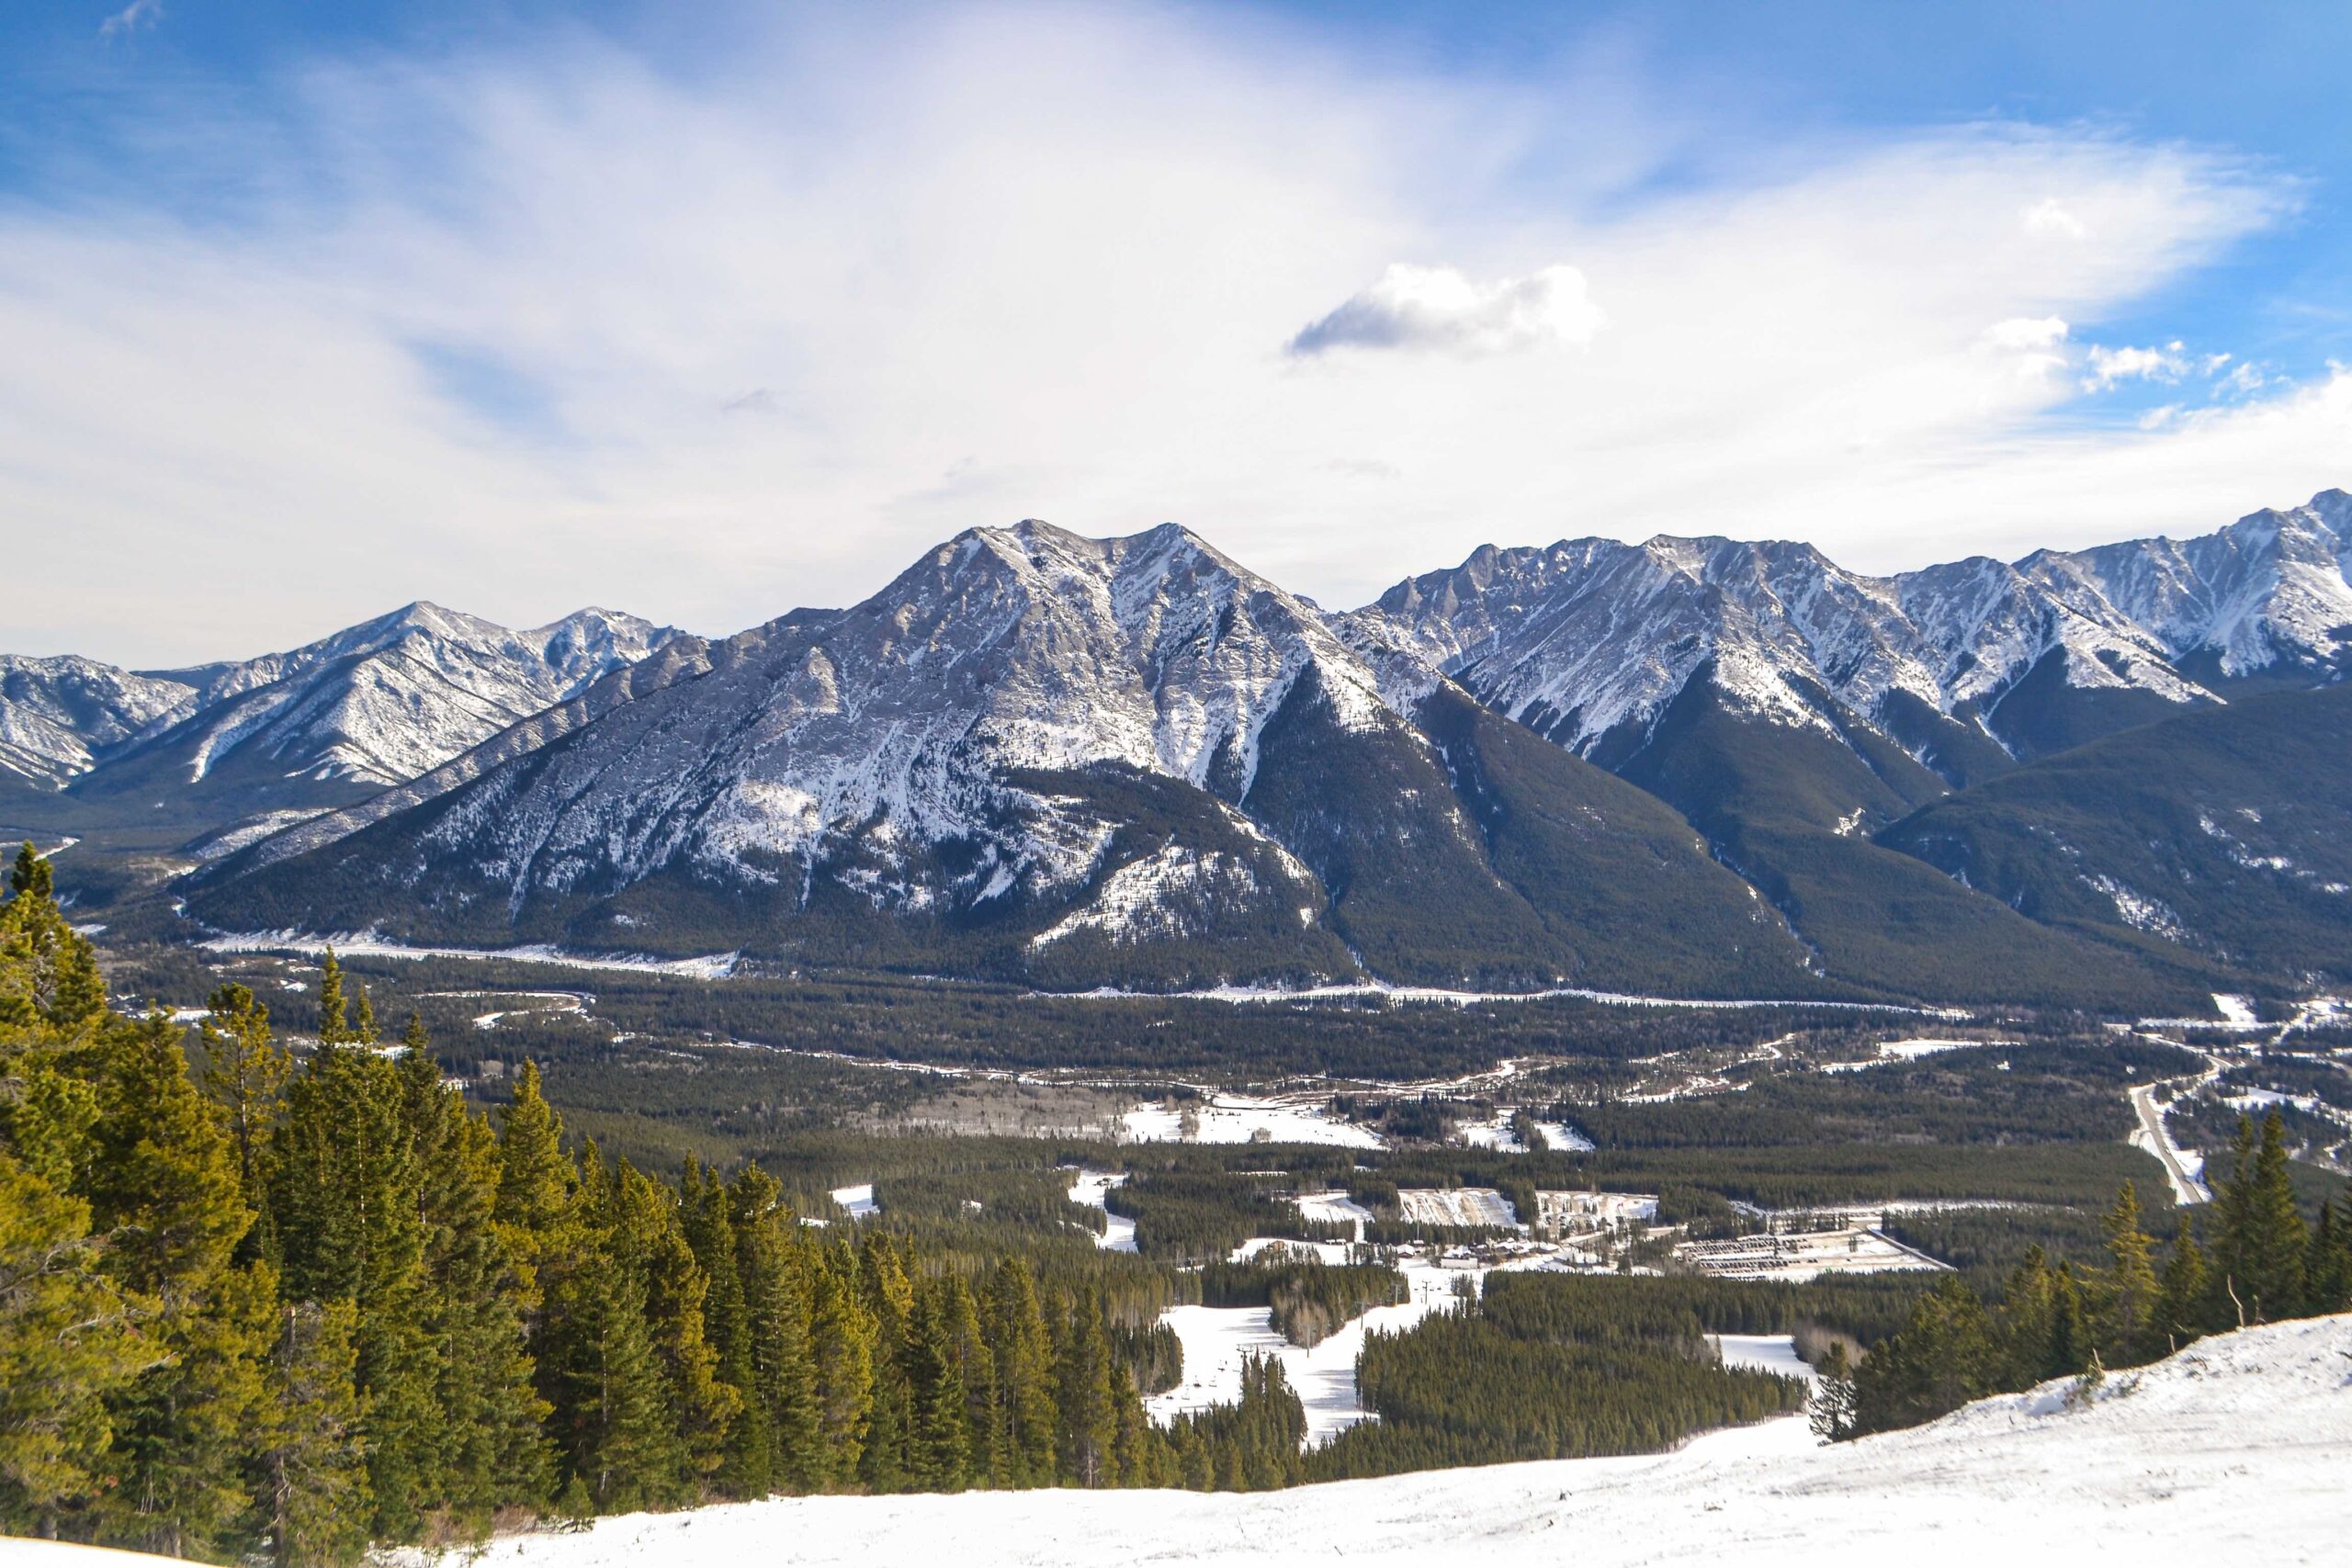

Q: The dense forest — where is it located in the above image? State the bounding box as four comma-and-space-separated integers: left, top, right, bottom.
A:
0, 852, 1360, 1562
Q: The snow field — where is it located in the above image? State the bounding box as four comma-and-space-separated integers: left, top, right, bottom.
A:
829, 1183, 877, 1220
1293, 1190, 1374, 1242
1120, 1094, 1385, 1148
1709, 1334, 1815, 1383
1674, 1226, 1948, 1281
1395, 1187, 1519, 1228
252, 1314, 2352, 1568
1144, 1256, 1469, 1442
1459, 1110, 1594, 1152
1065, 1168, 1137, 1252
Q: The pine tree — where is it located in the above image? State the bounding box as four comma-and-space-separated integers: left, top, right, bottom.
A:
2306, 1196, 2352, 1314
806, 1247, 876, 1488
313, 952, 346, 1047
0, 1155, 156, 1540
2211, 1112, 2307, 1324
616, 1160, 738, 1496
903, 1282, 972, 1492
1054, 1289, 1119, 1487
1849, 1276, 1994, 1436
1, 843, 105, 1031
269, 1031, 434, 1539
399, 1031, 552, 1531
981, 1259, 1058, 1488
2098, 1181, 2159, 1359
255, 1296, 371, 1568
1808, 1342, 1857, 1441
547, 1150, 687, 1513
83, 1010, 269, 1560
198, 984, 290, 1228
728, 1166, 817, 1495
2155, 1216, 2208, 1352
681, 1163, 767, 1499
492, 1062, 575, 1320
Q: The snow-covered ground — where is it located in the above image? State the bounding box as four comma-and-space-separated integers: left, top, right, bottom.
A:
1710, 1334, 1815, 1383
136, 1314, 2333, 1568
1818, 1036, 2015, 1072
1396, 1187, 1520, 1228
1295, 1190, 1374, 1242
1459, 1110, 1593, 1152
1144, 1257, 1468, 1441
1066, 1168, 1137, 1252
1121, 1094, 1385, 1148
1676, 1227, 1948, 1281
829, 1183, 878, 1220
198, 931, 741, 979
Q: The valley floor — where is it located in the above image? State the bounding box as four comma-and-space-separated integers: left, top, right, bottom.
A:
12, 1315, 2328, 1568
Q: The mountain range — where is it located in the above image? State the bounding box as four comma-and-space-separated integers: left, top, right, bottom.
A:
12, 490, 2351, 1011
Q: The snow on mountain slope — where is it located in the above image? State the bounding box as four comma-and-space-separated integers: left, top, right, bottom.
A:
1348, 490, 2352, 778
0, 655, 196, 787
2024, 488, 2352, 680
327, 523, 1393, 925
81, 603, 679, 795
94, 1313, 2312, 1568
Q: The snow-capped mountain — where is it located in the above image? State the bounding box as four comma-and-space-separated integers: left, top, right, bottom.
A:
193, 522, 1806, 995
0, 655, 198, 789
68, 603, 679, 813
1345, 491, 2352, 783
2018, 488, 2352, 682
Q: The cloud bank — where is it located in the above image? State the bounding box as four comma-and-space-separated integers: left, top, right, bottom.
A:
0, 5, 2340, 664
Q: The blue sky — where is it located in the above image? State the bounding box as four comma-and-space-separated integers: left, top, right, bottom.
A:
5, 1, 2349, 663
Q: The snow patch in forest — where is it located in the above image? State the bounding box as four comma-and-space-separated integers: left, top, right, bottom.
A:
1120, 1094, 1385, 1149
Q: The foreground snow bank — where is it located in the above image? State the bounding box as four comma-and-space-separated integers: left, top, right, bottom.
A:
4, 1317, 2343, 1568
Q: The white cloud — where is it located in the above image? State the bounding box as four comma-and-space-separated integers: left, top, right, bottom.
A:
2083, 340, 2189, 389
2022, 197, 2092, 239
97, 0, 163, 40
1982, 316, 2070, 351
1288, 263, 1606, 356
0, 6, 2328, 662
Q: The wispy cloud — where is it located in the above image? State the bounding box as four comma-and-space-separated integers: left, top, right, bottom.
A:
2083, 340, 2188, 389
97, 0, 163, 40
0, 5, 2328, 660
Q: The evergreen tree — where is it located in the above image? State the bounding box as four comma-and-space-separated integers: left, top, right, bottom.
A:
2305, 1196, 2352, 1314
903, 1282, 971, 1492
546, 1150, 686, 1512
1809, 1342, 1857, 1441
2154, 1216, 2209, 1353
255, 1296, 370, 1568
1849, 1276, 1994, 1436
198, 984, 289, 1229
616, 1160, 739, 1496
728, 1167, 820, 1495
82, 1011, 269, 1560
1054, 1289, 1119, 1487
313, 952, 346, 1048
1, 844, 104, 1030
492, 1062, 575, 1321
0, 1155, 156, 1540
399, 1032, 552, 1530
981, 1259, 1059, 1489
2098, 1181, 2159, 1359
806, 1247, 876, 1488
2211, 1112, 2306, 1324
269, 1032, 433, 1540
